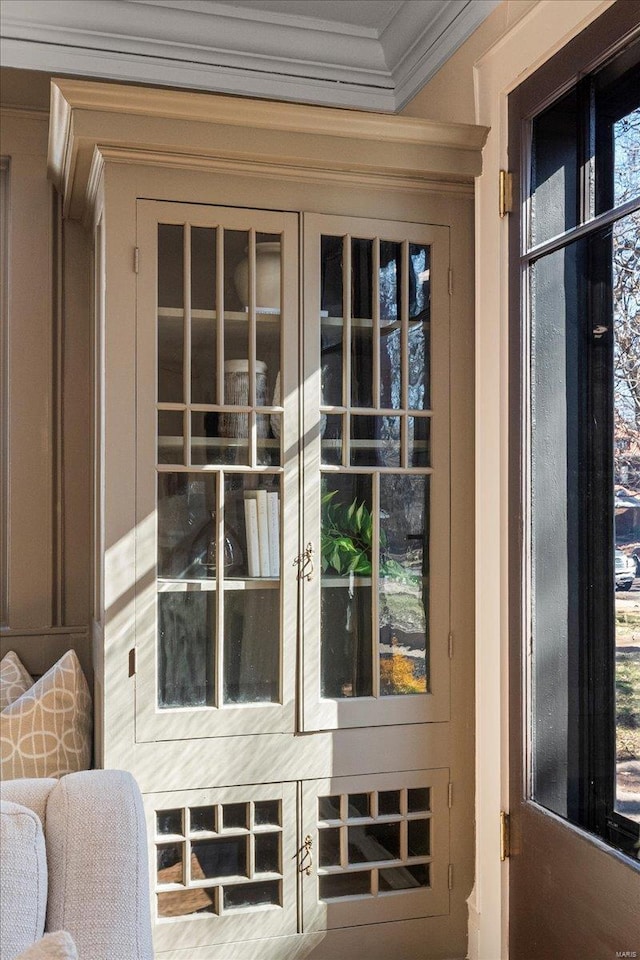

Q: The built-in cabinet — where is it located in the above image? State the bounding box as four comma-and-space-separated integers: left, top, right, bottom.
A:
49, 78, 486, 959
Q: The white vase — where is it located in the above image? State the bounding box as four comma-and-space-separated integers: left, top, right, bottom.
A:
234, 242, 281, 310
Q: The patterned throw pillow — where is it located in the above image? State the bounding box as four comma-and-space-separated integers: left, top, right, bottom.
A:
0, 651, 92, 780
0, 651, 34, 711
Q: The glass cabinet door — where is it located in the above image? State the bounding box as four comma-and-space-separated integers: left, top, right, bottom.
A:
136, 201, 299, 741
301, 215, 451, 731
301, 769, 450, 931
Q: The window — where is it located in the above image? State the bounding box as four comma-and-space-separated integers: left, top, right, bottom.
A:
523, 36, 640, 857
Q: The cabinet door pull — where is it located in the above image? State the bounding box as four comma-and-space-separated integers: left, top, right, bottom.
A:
294, 834, 314, 875
294, 543, 314, 581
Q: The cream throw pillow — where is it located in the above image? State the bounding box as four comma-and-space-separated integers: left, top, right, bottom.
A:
0, 651, 34, 711
15, 932, 78, 960
0, 651, 92, 780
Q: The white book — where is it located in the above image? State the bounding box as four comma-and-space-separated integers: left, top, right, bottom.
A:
243, 498, 260, 577
267, 491, 280, 577
245, 490, 270, 576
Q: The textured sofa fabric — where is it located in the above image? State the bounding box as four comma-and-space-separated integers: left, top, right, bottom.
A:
0, 800, 47, 960
0, 651, 92, 780
0, 771, 154, 960
0, 777, 58, 828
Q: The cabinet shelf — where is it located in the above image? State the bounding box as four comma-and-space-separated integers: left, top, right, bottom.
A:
158, 436, 280, 449
322, 316, 427, 332
158, 577, 280, 591
158, 307, 281, 323
321, 439, 428, 449
321, 576, 373, 587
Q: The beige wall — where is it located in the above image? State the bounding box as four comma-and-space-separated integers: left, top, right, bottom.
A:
401, 0, 539, 124
0, 99, 92, 678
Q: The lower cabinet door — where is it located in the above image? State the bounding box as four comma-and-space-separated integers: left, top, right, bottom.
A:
301, 769, 450, 932
145, 782, 298, 952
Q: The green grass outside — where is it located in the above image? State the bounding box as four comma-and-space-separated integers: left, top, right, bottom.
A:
616, 648, 640, 761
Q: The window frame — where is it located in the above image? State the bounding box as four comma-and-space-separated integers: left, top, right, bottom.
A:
509, 12, 640, 861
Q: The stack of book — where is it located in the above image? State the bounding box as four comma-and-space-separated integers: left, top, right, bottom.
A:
243, 491, 280, 577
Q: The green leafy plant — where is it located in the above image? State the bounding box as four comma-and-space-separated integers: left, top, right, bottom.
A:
320, 491, 374, 575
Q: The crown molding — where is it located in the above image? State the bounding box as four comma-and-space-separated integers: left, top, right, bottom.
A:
48, 78, 488, 219
2, 0, 500, 112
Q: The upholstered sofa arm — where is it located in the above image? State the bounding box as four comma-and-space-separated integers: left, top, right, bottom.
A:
42, 770, 154, 960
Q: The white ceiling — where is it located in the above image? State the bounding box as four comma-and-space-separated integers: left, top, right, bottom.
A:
0, 0, 500, 112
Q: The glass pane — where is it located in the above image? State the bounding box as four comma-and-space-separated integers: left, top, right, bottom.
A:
321, 582, 371, 698
319, 828, 341, 867
378, 791, 401, 816
350, 416, 400, 467
192, 411, 250, 466
530, 238, 585, 818
223, 880, 280, 910
348, 822, 400, 862
319, 872, 371, 899
226, 229, 250, 313
379, 864, 428, 891
223, 475, 280, 579
157, 889, 216, 918
613, 212, 640, 823
321, 414, 342, 465
258, 431, 280, 467
192, 837, 247, 879
408, 417, 430, 467
408, 244, 430, 410
321, 235, 344, 317
352, 237, 373, 319
254, 832, 280, 874
321, 320, 344, 408
157, 842, 183, 882
254, 234, 281, 311
318, 795, 341, 821
158, 224, 184, 403
222, 803, 248, 830
190, 807, 215, 833
351, 238, 374, 408
612, 105, 640, 206
158, 592, 215, 708
379, 240, 403, 411
407, 787, 430, 813
321, 236, 344, 407
595, 49, 640, 213
407, 819, 430, 857
224, 589, 279, 703
347, 793, 370, 818
191, 226, 217, 405
157, 809, 183, 836
321, 474, 373, 698
255, 234, 282, 429
158, 473, 216, 580
379, 240, 401, 324
254, 800, 280, 827
530, 88, 578, 247
158, 410, 183, 465
379, 475, 429, 696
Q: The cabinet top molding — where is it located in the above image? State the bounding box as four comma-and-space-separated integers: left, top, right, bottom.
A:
48, 78, 489, 220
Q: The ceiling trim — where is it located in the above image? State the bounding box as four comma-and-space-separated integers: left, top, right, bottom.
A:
1, 0, 500, 112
